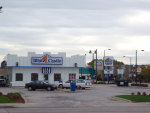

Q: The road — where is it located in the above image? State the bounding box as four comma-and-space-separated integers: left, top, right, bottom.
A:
0, 85, 150, 113
1, 106, 150, 113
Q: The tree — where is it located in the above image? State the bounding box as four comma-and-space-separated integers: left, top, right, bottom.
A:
114, 60, 124, 65
141, 66, 150, 82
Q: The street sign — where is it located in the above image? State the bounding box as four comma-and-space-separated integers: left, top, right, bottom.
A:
117, 69, 124, 75
104, 69, 114, 74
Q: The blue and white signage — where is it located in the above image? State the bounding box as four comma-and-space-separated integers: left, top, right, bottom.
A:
104, 56, 114, 66
31, 54, 63, 65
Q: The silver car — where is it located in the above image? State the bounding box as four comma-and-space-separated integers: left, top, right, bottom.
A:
58, 79, 92, 89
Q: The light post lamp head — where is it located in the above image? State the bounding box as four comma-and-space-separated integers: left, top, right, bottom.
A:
141, 50, 144, 51
0, 6, 2, 13
94, 50, 97, 54
89, 50, 92, 54
108, 49, 111, 50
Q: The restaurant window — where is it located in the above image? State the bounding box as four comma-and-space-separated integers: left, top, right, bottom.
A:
31, 73, 38, 81
16, 73, 23, 81
69, 73, 76, 80
54, 74, 61, 81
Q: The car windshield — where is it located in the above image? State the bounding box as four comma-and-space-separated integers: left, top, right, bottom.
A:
43, 81, 48, 84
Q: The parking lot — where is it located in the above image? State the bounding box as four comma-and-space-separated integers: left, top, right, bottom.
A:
1, 84, 150, 108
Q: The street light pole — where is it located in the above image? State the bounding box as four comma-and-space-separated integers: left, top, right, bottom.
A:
95, 49, 97, 82
89, 50, 95, 79
135, 50, 144, 83
89, 49, 98, 82
135, 50, 137, 79
0, 6, 2, 13
104, 49, 111, 58
123, 56, 132, 78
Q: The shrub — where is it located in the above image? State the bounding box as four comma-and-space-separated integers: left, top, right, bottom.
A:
0, 92, 3, 95
7, 93, 14, 96
12, 93, 21, 99
131, 83, 148, 87
142, 92, 147, 96
131, 92, 135, 95
97, 81, 106, 84
7, 92, 21, 99
137, 92, 141, 96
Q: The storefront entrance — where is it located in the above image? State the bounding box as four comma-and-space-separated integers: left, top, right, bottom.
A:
69, 73, 76, 80
44, 74, 48, 81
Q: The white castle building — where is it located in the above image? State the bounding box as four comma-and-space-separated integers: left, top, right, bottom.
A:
4, 52, 86, 86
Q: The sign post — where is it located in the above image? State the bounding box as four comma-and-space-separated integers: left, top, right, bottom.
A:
107, 66, 110, 84
104, 56, 114, 84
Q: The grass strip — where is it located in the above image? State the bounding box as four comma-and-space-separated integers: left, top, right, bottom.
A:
0, 96, 15, 103
116, 95, 150, 102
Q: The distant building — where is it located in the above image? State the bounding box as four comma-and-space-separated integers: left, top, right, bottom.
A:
79, 68, 94, 79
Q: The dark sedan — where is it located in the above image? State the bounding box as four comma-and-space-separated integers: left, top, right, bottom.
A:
25, 81, 57, 91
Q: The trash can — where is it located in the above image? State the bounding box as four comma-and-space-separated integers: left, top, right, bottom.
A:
70, 82, 76, 91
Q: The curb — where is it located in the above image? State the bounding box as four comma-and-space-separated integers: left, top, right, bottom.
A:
111, 97, 132, 103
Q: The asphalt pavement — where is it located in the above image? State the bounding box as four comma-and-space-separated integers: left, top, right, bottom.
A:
0, 85, 150, 113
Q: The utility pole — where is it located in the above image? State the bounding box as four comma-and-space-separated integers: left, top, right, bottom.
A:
89, 50, 95, 79
95, 49, 97, 82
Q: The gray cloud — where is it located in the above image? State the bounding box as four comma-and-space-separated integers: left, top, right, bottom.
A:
0, 0, 150, 64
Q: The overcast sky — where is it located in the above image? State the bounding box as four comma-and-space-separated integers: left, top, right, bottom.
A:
0, 0, 150, 65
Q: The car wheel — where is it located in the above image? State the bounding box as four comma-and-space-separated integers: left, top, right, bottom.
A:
28, 87, 32, 91
47, 87, 51, 91
59, 85, 63, 89
78, 86, 81, 89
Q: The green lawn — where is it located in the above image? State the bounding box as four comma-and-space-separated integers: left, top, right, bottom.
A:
116, 95, 150, 102
0, 96, 15, 103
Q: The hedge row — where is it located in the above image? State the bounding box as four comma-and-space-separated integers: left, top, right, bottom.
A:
131, 83, 148, 87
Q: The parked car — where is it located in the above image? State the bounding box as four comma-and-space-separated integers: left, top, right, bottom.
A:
116, 78, 129, 86
0, 78, 9, 87
25, 81, 57, 91
84, 80, 92, 86
0, 79, 6, 87
58, 79, 92, 89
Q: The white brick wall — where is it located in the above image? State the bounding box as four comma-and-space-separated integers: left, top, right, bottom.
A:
11, 67, 79, 86
5, 52, 85, 86
5, 52, 86, 67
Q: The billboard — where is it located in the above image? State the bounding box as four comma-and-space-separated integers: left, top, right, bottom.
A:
103, 56, 114, 66
94, 60, 103, 71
